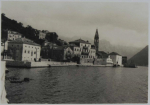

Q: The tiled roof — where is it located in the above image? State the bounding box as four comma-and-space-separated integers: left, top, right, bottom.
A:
97, 51, 108, 58
109, 52, 121, 56
69, 39, 91, 44
8, 31, 22, 35
54, 45, 71, 50
8, 37, 40, 46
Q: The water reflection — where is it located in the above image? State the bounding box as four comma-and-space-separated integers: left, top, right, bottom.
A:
5, 66, 148, 103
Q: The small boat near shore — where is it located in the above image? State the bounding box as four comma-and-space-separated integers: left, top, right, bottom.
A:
113, 63, 120, 67
9, 80, 23, 83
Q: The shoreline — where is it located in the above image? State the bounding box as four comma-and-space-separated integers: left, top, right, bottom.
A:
5, 60, 114, 68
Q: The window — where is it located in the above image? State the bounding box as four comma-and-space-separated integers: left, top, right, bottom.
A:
31, 52, 33, 56
34, 52, 36, 54
29, 46, 30, 48
24, 50, 26, 53
28, 51, 30, 53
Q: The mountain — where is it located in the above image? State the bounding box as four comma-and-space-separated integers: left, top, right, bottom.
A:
128, 45, 148, 66
98, 40, 142, 59
59, 35, 142, 59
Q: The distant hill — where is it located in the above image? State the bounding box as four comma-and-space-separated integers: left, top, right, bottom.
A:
128, 45, 148, 66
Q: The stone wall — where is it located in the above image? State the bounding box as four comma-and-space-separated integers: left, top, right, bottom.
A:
6, 61, 31, 67
6, 60, 77, 68
94, 59, 103, 65
80, 58, 94, 64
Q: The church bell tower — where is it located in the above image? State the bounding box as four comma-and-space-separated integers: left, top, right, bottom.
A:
94, 29, 99, 53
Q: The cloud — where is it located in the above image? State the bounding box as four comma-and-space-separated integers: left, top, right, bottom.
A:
2, 1, 148, 47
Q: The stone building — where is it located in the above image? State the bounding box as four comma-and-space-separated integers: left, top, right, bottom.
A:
41, 42, 58, 59
95, 51, 113, 65
122, 56, 127, 65
69, 39, 96, 64
52, 46, 73, 61
7, 37, 41, 61
39, 31, 46, 39
109, 52, 122, 66
7, 30, 22, 41
2, 31, 22, 51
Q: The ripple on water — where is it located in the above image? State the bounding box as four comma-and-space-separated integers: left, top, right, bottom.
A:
5, 66, 148, 103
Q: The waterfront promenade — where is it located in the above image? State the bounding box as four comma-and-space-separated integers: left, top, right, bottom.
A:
4, 59, 113, 68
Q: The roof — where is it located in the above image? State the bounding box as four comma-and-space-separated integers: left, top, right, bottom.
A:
109, 52, 121, 56
94, 29, 99, 39
54, 45, 71, 50
8, 31, 22, 35
8, 37, 40, 46
69, 39, 91, 44
97, 51, 108, 58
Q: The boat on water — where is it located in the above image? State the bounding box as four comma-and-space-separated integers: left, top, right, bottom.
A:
9, 80, 23, 83
113, 62, 120, 67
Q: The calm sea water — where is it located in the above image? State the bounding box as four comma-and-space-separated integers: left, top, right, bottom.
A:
5, 66, 148, 103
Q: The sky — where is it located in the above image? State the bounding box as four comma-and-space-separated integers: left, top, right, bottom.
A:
2, 1, 148, 48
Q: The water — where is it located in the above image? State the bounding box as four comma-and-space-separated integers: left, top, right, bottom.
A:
5, 66, 148, 103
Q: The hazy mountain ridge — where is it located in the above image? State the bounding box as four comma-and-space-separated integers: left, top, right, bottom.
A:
128, 45, 148, 66
59, 35, 142, 59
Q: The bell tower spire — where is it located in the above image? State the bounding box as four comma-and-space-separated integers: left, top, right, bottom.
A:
94, 29, 99, 53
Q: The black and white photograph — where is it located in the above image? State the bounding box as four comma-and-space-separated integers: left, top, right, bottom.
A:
1, 0, 149, 104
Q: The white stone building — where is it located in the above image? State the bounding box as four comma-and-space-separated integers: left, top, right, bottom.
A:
109, 52, 122, 66
7, 30, 22, 41
69, 39, 96, 59
8, 37, 41, 61
69, 39, 96, 64
39, 31, 46, 39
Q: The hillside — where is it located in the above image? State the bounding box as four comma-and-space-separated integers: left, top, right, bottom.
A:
128, 45, 148, 66
1, 13, 67, 46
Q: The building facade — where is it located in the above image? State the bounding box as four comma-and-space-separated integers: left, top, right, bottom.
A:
109, 52, 122, 66
52, 46, 73, 61
69, 39, 96, 64
7, 30, 22, 41
122, 56, 127, 65
39, 31, 46, 39
8, 37, 41, 61
95, 51, 113, 65
41, 42, 58, 59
